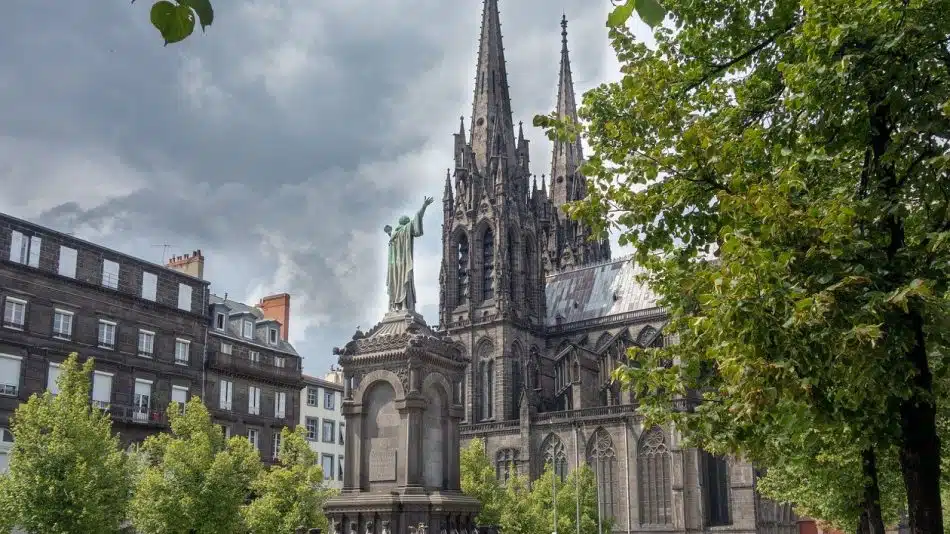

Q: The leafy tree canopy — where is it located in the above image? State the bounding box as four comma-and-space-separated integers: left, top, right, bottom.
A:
129, 397, 261, 534
0, 353, 130, 534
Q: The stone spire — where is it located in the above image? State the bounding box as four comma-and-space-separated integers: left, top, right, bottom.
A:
469, 0, 517, 174
549, 14, 585, 208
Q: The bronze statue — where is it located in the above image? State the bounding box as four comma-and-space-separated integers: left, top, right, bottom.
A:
384, 196, 433, 312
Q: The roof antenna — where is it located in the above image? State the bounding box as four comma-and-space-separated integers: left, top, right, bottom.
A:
152, 243, 174, 263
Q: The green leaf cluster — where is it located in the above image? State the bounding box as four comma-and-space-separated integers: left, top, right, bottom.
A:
134, 0, 213, 45
459, 439, 609, 533
0, 353, 130, 534
538, 0, 950, 529
128, 397, 262, 534
241, 426, 337, 534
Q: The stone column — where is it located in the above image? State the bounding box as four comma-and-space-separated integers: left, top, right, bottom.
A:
342, 402, 362, 491
398, 396, 427, 489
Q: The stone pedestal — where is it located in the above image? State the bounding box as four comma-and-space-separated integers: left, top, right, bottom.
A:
325, 310, 480, 534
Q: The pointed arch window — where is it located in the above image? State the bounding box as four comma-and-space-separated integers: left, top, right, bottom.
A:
457, 233, 470, 304
482, 228, 495, 301
541, 435, 568, 482
478, 358, 494, 421
511, 345, 523, 418
638, 427, 673, 525
588, 429, 618, 523
507, 231, 518, 301
496, 448, 519, 482
702, 452, 731, 526
523, 235, 537, 314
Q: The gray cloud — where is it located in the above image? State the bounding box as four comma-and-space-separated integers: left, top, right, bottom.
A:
0, 0, 635, 374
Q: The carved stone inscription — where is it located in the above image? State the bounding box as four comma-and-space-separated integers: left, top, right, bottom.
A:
369, 440, 397, 482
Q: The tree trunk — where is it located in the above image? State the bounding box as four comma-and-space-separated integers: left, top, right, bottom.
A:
859, 510, 871, 534
898, 309, 944, 534
862, 448, 887, 534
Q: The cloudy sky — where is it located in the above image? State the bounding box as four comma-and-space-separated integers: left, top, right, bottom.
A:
0, 0, 651, 375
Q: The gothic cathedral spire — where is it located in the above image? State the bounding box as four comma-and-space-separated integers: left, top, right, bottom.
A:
549, 14, 585, 208
469, 0, 517, 174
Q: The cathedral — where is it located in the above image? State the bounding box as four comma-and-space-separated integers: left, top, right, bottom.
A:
437, 1, 800, 532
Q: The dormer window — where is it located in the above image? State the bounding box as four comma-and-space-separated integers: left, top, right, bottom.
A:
215, 312, 226, 331
269, 328, 278, 345
242, 319, 254, 339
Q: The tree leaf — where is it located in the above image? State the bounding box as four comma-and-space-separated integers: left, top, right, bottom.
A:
150, 1, 196, 45
607, 1, 636, 28
179, 0, 214, 31
634, 0, 666, 28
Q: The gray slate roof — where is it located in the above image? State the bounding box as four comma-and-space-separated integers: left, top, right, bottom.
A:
209, 294, 300, 356
544, 256, 659, 326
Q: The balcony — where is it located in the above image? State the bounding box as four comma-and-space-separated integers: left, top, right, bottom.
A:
106, 404, 169, 427
207, 351, 300, 383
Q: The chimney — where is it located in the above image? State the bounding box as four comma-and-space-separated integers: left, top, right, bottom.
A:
166, 249, 205, 280
258, 293, 291, 341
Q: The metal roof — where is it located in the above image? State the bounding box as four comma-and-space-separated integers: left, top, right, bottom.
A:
544, 256, 659, 326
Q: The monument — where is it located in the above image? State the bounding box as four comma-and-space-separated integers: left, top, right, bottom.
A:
324, 197, 481, 534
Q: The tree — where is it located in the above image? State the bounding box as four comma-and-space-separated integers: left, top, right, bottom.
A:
133, 0, 214, 45
129, 397, 261, 534
459, 438, 504, 526
537, 0, 950, 532
517, 466, 609, 534
242, 426, 337, 533
0, 353, 130, 534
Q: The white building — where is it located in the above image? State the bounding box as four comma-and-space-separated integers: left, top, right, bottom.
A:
300, 371, 345, 489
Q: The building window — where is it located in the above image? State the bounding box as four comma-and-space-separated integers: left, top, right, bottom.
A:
9, 231, 41, 268
102, 259, 119, 289
322, 420, 335, 443
138, 330, 155, 357
242, 319, 254, 339
0, 354, 21, 397
305, 417, 319, 441
247, 428, 259, 450
478, 359, 494, 421
98, 320, 117, 350
171, 385, 188, 408
588, 428, 618, 524
307, 387, 319, 407
214, 312, 225, 330
481, 227, 495, 301
703, 452, 731, 526
324, 390, 335, 410
47, 363, 63, 395
339, 422, 345, 445
457, 233, 469, 304
321, 454, 334, 480
174, 339, 190, 365
269, 328, 278, 345
541, 434, 568, 482
248, 386, 261, 415
221, 342, 232, 355
638, 427, 673, 526
141, 272, 157, 301
3, 297, 26, 330
249, 351, 260, 364
92, 371, 113, 409
58, 246, 77, 278
274, 391, 286, 419
274, 356, 285, 368
52, 309, 73, 339
272, 432, 282, 460
222, 425, 232, 440
177, 283, 192, 312
133, 379, 152, 422
219, 380, 233, 410
496, 449, 519, 482
338, 455, 344, 481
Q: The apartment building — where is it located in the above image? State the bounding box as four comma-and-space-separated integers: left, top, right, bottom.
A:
0, 213, 210, 471
300, 371, 344, 489
202, 293, 304, 463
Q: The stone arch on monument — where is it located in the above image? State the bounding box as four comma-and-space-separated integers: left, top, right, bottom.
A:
422, 371, 454, 489
360, 379, 402, 491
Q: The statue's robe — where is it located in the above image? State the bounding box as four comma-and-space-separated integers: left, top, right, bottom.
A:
386, 208, 425, 311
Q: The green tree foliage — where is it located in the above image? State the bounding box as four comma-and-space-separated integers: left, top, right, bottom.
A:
459, 438, 504, 526
535, 0, 950, 531
241, 426, 337, 533
459, 439, 609, 533
0, 353, 130, 534
129, 397, 261, 534
133, 0, 214, 45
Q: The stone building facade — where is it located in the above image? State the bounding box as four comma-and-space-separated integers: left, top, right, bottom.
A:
300, 372, 346, 489
0, 212, 210, 464
438, 2, 800, 533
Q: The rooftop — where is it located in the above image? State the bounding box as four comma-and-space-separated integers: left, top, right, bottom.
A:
544, 255, 660, 326
209, 294, 300, 356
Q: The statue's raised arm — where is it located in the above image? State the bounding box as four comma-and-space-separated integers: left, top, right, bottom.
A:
385, 196, 433, 312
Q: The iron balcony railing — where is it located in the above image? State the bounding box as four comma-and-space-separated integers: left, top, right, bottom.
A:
207, 351, 299, 381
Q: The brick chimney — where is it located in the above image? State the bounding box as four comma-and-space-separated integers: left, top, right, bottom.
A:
166, 249, 205, 280
258, 293, 290, 341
